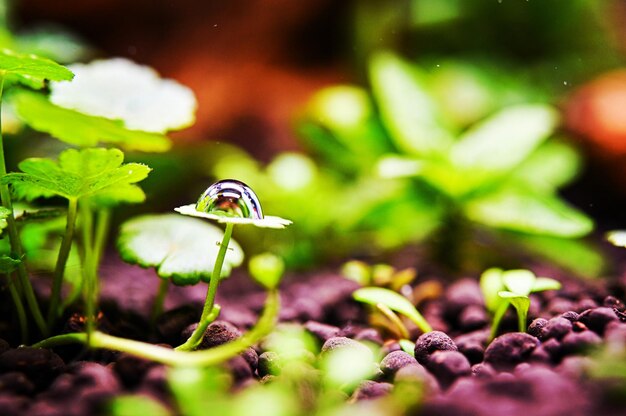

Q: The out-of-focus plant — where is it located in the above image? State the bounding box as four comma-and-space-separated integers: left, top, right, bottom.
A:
297, 51, 603, 275
342, 260, 416, 292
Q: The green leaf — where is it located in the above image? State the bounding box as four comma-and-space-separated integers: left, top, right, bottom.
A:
12, 91, 171, 152
3, 148, 151, 205
0, 206, 10, 232
109, 395, 171, 416
353, 286, 432, 333
0, 48, 73, 88
480, 268, 505, 313
117, 214, 244, 286
248, 253, 285, 290
398, 339, 416, 357
531, 277, 561, 292
501, 269, 536, 296
451, 104, 558, 178
512, 140, 581, 193
0, 254, 21, 273
498, 290, 530, 331
369, 52, 452, 156
509, 232, 604, 277
465, 188, 593, 237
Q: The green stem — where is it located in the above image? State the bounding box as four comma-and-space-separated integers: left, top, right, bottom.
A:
6, 273, 28, 344
80, 202, 96, 344
375, 303, 409, 339
33, 289, 280, 367
0, 74, 46, 336
517, 309, 528, 333
93, 208, 110, 268
47, 197, 78, 330
489, 301, 509, 341
151, 278, 169, 330
176, 222, 234, 351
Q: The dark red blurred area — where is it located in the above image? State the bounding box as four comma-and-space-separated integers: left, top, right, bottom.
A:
16, 0, 353, 158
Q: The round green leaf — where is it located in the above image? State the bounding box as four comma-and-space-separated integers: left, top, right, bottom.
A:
117, 214, 244, 286
502, 269, 536, 296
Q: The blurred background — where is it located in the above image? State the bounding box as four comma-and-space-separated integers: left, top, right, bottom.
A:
7, 0, 626, 275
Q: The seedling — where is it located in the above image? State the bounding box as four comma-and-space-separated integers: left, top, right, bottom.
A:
353, 286, 432, 346
480, 268, 561, 340
117, 214, 244, 327
175, 179, 291, 351
0, 49, 73, 337
342, 260, 416, 292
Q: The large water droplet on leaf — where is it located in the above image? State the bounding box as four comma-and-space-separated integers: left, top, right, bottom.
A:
195, 179, 263, 219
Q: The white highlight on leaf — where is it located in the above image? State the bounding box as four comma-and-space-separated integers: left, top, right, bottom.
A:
50, 58, 197, 133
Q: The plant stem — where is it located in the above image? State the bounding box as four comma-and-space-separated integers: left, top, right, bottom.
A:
0, 74, 46, 336
33, 289, 280, 367
489, 301, 509, 341
517, 309, 527, 333
151, 278, 169, 330
6, 273, 28, 344
93, 209, 110, 267
176, 222, 234, 351
80, 202, 96, 344
47, 197, 78, 330
376, 303, 409, 339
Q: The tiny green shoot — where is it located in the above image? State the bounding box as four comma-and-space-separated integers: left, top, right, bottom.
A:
249, 252, 285, 290
480, 268, 561, 340
352, 286, 432, 334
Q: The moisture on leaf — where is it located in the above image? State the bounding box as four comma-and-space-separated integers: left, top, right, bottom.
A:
117, 214, 244, 286
12, 92, 171, 152
3, 147, 151, 206
0, 48, 73, 88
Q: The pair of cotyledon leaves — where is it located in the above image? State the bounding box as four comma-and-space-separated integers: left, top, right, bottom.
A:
0, 49, 196, 151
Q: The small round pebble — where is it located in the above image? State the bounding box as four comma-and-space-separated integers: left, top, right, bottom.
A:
560, 330, 602, 355
427, 350, 471, 388
0, 347, 65, 389
200, 321, 242, 349
560, 311, 579, 322
578, 307, 618, 335
603, 296, 625, 312
304, 321, 341, 342
394, 363, 440, 394
351, 380, 393, 401
458, 305, 488, 331
527, 318, 548, 338
380, 351, 418, 377
414, 331, 457, 365
542, 317, 573, 340
484, 333, 539, 371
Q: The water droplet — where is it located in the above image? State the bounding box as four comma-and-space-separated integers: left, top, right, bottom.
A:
563, 81, 568, 86
195, 179, 263, 219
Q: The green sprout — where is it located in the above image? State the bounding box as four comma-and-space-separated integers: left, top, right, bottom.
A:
480, 268, 561, 340
353, 286, 432, 353
342, 260, 416, 292
175, 179, 291, 351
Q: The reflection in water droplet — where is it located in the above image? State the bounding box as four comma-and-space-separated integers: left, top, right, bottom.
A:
195, 179, 263, 219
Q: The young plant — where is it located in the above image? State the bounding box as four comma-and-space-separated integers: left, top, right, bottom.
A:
480, 268, 561, 340
33, 179, 289, 368
174, 179, 291, 350
298, 52, 601, 275
342, 260, 416, 292
0, 49, 74, 336
353, 286, 432, 353
3, 147, 151, 335
117, 214, 244, 327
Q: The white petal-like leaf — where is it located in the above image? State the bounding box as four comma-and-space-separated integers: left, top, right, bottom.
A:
502, 269, 536, 296
117, 214, 244, 286
50, 58, 197, 133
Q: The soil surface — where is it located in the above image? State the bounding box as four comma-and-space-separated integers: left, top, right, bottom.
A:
1, 255, 626, 416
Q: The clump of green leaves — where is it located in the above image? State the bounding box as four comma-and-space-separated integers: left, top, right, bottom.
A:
480, 268, 561, 340
297, 51, 602, 275
342, 260, 416, 292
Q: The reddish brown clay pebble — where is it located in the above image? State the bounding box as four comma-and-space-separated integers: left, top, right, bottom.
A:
541, 317, 573, 340
427, 350, 471, 388
560, 331, 602, 355
484, 333, 539, 371
578, 307, 618, 335
527, 318, 548, 338
351, 380, 393, 401
380, 351, 418, 377
414, 331, 457, 365
304, 321, 341, 342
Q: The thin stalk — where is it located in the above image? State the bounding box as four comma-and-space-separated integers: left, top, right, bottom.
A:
151, 278, 169, 330
517, 309, 528, 333
176, 222, 234, 351
489, 301, 509, 341
33, 289, 279, 367
80, 202, 96, 344
93, 208, 110, 267
0, 74, 46, 336
47, 197, 78, 330
6, 273, 28, 344
375, 303, 409, 339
